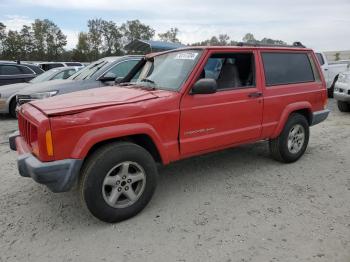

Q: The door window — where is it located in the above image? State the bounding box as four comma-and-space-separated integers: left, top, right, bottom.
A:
0, 65, 22, 75
200, 53, 255, 90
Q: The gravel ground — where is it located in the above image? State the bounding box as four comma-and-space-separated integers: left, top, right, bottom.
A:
0, 99, 349, 262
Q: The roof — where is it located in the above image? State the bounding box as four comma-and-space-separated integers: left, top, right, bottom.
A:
125, 40, 185, 53
144, 45, 313, 60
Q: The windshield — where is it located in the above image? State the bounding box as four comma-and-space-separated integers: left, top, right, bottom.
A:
30, 68, 61, 83
133, 50, 202, 91
69, 59, 108, 80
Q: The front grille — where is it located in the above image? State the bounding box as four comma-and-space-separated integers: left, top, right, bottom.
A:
18, 112, 37, 149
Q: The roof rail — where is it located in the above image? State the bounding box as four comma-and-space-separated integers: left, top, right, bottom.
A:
236, 41, 306, 48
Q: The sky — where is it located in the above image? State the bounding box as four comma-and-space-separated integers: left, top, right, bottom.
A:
0, 0, 349, 51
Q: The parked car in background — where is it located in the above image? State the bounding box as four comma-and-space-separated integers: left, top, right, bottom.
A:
16, 56, 142, 107
315, 52, 350, 97
37, 62, 84, 71
0, 66, 81, 117
9, 45, 329, 222
0, 62, 44, 86
334, 71, 350, 112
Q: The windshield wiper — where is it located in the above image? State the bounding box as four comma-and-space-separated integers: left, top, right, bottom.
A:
141, 78, 156, 85
117, 82, 137, 86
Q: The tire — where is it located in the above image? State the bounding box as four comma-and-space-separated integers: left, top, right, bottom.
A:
269, 113, 310, 163
337, 101, 350, 112
327, 86, 334, 98
79, 142, 158, 223
9, 98, 17, 119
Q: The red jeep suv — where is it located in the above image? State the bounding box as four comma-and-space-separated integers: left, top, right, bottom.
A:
9, 44, 329, 222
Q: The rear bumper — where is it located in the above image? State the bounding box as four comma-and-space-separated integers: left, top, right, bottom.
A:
311, 109, 330, 126
9, 131, 82, 193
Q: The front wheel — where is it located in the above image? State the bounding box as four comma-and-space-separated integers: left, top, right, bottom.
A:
269, 113, 310, 163
79, 142, 158, 223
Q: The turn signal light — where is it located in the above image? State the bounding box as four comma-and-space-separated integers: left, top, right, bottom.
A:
45, 130, 54, 156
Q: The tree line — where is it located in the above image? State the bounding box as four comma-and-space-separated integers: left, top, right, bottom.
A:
0, 18, 286, 62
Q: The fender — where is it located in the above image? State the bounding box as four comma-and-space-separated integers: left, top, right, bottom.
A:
271, 101, 312, 138
71, 123, 169, 164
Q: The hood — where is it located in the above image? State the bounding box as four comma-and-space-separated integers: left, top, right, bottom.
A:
17, 79, 75, 95
29, 86, 161, 116
0, 82, 31, 96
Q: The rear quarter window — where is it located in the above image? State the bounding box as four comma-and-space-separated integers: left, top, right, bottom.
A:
262, 52, 315, 86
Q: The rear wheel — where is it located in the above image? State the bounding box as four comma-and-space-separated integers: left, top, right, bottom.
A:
79, 142, 158, 223
269, 113, 310, 163
337, 101, 350, 112
9, 98, 17, 118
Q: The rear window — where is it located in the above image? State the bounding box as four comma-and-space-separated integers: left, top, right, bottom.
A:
262, 52, 315, 86
65, 62, 82, 66
40, 63, 64, 71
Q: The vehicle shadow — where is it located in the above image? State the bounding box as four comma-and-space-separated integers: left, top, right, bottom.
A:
36, 141, 275, 228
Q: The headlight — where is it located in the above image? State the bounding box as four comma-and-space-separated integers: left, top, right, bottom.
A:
30, 91, 58, 99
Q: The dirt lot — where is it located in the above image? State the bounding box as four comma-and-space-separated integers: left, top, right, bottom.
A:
0, 99, 349, 262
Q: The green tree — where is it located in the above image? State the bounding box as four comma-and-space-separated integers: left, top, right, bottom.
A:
20, 25, 34, 60
31, 19, 49, 60
72, 32, 90, 62
218, 34, 230, 46
45, 21, 67, 60
87, 19, 104, 60
101, 20, 123, 55
158, 28, 180, 43
0, 22, 6, 56
242, 33, 256, 43
121, 20, 155, 45
3, 30, 23, 60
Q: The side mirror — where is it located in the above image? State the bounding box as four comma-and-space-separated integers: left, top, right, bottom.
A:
191, 79, 217, 95
115, 77, 124, 84
99, 72, 117, 82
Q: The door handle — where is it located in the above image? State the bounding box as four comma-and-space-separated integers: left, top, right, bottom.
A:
248, 92, 263, 98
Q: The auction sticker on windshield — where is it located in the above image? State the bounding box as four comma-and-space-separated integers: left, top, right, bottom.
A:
175, 52, 199, 60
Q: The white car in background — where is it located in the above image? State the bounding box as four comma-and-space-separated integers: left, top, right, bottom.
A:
36, 62, 84, 71
334, 71, 350, 112
0, 66, 81, 117
315, 52, 350, 97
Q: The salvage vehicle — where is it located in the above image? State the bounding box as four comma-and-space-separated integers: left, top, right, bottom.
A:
315, 52, 350, 97
0, 67, 81, 118
334, 71, 350, 112
0, 62, 44, 86
10, 44, 329, 223
16, 56, 142, 107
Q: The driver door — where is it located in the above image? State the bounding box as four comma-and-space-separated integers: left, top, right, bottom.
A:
179, 50, 263, 157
